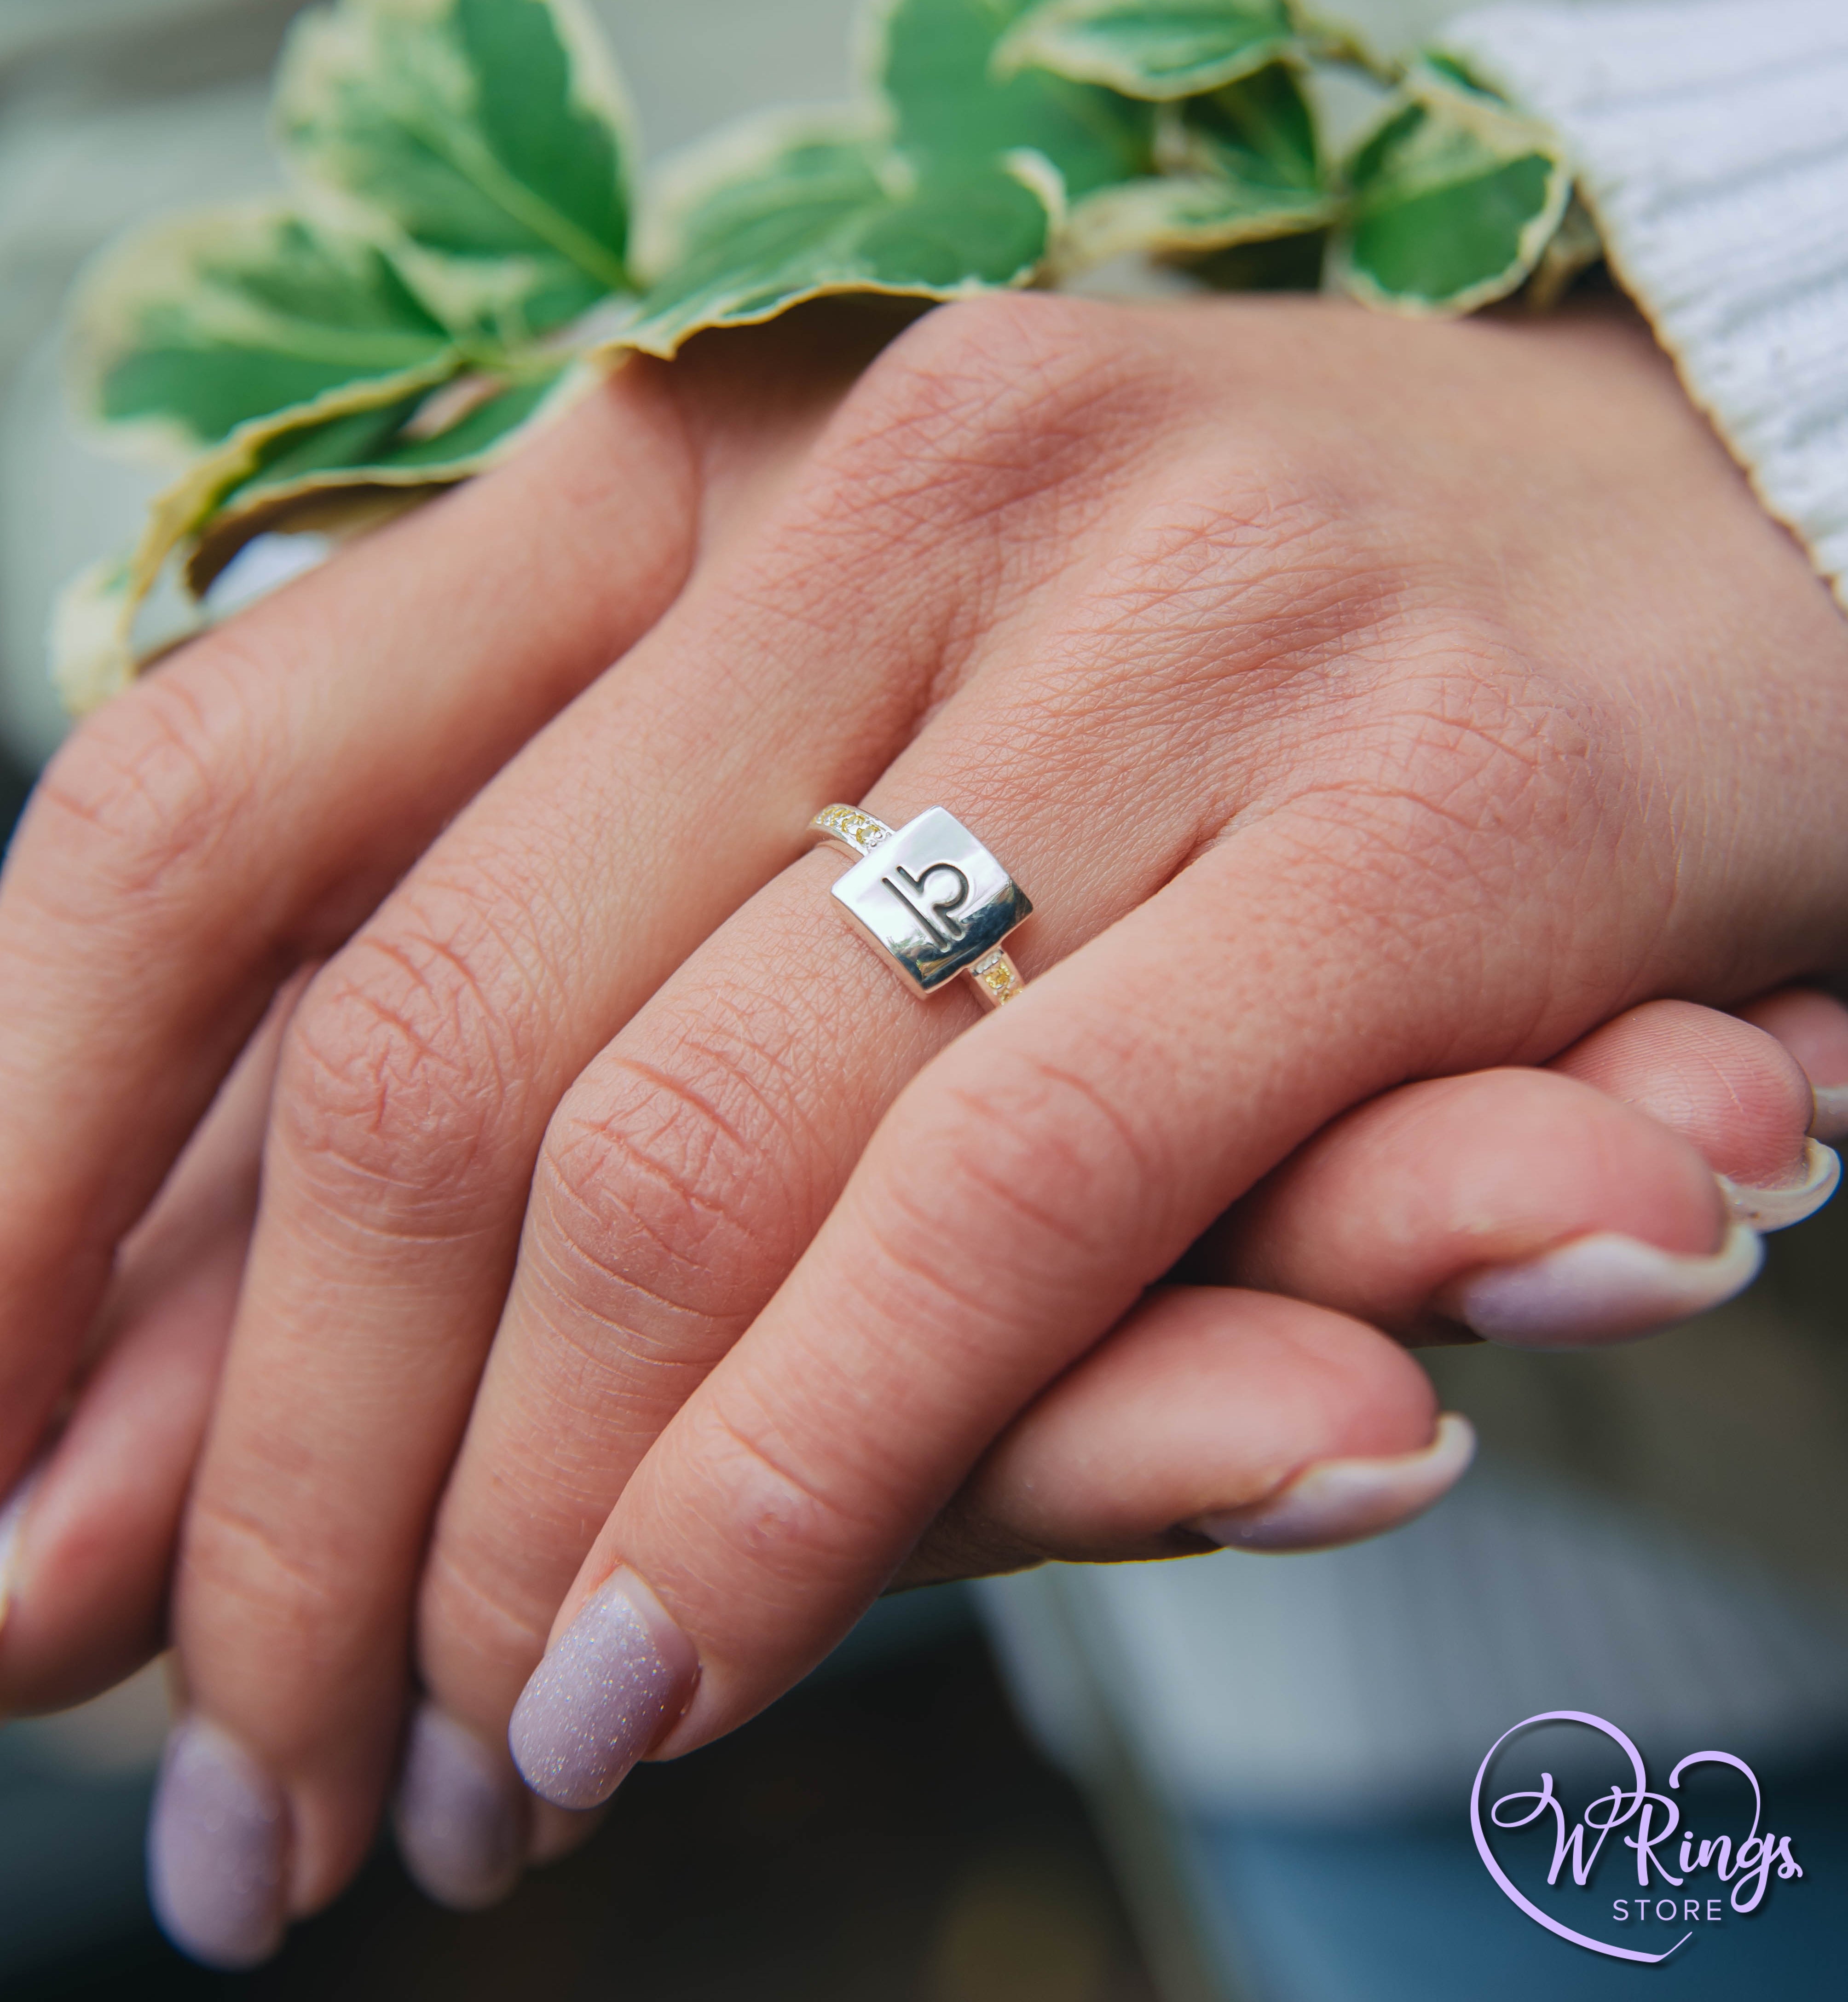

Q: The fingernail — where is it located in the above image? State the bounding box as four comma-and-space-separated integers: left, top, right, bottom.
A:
146, 1717, 287, 1969
1189, 1412, 1476, 1552
1439, 1221, 1762, 1348
1720, 1137, 1840, 1230
0, 1462, 43, 1637
508, 1568, 697, 1811
1811, 1084, 1848, 1144
393, 1702, 526, 1911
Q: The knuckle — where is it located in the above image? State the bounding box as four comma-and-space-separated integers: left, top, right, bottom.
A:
1383, 644, 1634, 847
816, 293, 1171, 527
27, 639, 269, 904
274, 902, 530, 1217
181, 1486, 352, 1671
533, 1022, 805, 1349
417, 1537, 556, 1703
1172, 446, 1390, 640
1275, 626, 1648, 943
681, 1390, 881, 1582
858, 1049, 1169, 1333
1031, 457, 1376, 723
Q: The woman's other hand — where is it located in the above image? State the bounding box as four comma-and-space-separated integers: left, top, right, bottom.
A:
0, 294, 1843, 1961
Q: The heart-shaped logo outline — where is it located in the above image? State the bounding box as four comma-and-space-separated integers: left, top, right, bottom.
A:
1469, 1709, 1796, 1964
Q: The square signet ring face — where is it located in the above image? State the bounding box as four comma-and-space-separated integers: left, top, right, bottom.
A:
830, 808, 1032, 995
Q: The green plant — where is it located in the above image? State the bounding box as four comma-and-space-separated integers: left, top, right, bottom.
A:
56, 0, 1585, 709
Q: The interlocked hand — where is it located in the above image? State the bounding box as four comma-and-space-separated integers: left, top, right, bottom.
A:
0, 293, 1842, 1960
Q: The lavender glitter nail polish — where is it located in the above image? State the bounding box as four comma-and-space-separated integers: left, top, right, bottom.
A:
146, 1717, 287, 1969
509, 1570, 695, 1811
393, 1702, 526, 1910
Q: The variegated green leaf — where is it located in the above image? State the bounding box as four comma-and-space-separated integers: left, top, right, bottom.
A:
276, 0, 635, 342
1053, 171, 1328, 278
1053, 61, 1327, 279
1172, 59, 1321, 192
50, 557, 143, 717
872, 0, 1155, 200
190, 362, 585, 590
995, 0, 1297, 101
1333, 57, 1569, 315
67, 200, 457, 457
49, 360, 483, 711
1525, 194, 1603, 310
615, 114, 1053, 359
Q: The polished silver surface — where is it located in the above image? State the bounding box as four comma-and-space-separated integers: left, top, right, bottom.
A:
814, 806, 1032, 998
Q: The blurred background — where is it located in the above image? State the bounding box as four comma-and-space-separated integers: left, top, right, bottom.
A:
3, 4, 1846, 1997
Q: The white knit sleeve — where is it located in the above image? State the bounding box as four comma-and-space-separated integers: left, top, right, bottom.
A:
1444, 0, 1848, 611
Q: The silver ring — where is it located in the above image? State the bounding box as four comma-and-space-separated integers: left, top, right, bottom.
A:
809, 804, 1031, 1008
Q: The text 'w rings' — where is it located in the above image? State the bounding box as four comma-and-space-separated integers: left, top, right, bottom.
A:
809, 805, 1031, 1008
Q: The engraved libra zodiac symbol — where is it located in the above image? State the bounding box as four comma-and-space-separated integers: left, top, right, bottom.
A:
881, 861, 974, 949
830, 807, 1033, 995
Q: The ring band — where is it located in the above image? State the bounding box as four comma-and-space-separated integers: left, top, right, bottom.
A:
809, 804, 1030, 1008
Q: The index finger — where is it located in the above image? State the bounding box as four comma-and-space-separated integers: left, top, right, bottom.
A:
0, 361, 695, 1483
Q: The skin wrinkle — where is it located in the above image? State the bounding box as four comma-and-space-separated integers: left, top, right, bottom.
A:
785, 307, 1176, 712
537, 1145, 757, 1345
640, 528, 951, 799
260, 1182, 510, 1269
519, 1214, 774, 1440
1275, 656, 1643, 929
180, 1493, 361, 1664
278, 982, 512, 1207
0, 364, 721, 1802
518, 1226, 743, 1414
417, 1543, 555, 1698
695, 1398, 889, 1576
545, 1037, 811, 1273
387, 842, 596, 1017
702, 1266, 1022, 1520
831, 1126, 1150, 1380
533, 1119, 769, 1335
831, 294, 1172, 530
1272, 804, 1566, 1071
327, 931, 520, 1120
5, 390, 709, 1473
941, 1056, 1171, 1250
651, 983, 851, 1168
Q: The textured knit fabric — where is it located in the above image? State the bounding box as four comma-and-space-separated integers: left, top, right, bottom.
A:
1447, 0, 1848, 610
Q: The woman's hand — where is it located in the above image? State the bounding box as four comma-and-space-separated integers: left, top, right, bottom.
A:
1, 292, 1845, 1959
7, 982, 1839, 1922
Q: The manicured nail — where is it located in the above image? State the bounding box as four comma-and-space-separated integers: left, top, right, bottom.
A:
393, 1702, 526, 1911
1719, 1137, 1840, 1230
0, 1462, 43, 1637
1810, 1084, 1848, 1144
508, 1569, 697, 1811
1190, 1412, 1476, 1552
147, 1717, 287, 1969
1439, 1221, 1762, 1349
